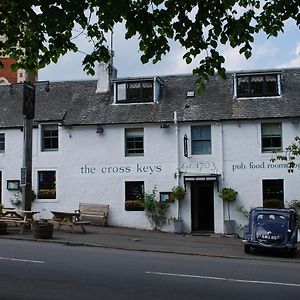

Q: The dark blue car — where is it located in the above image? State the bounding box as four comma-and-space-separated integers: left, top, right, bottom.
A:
243, 207, 298, 255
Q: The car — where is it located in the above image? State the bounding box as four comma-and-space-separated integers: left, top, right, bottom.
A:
242, 207, 298, 256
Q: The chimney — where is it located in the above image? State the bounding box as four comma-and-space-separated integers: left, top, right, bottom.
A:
96, 62, 110, 93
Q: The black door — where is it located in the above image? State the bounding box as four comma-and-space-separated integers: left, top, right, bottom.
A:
0, 171, 2, 204
191, 181, 214, 231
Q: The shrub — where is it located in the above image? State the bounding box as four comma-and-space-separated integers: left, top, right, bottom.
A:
140, 189, 170, 230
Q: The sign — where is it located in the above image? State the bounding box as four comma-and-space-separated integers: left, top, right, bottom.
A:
20, 167, 27, 186
23, 82, 35, 119
184, 134, 188, 157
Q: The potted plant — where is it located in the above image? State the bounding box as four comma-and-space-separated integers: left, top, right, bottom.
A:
219, 187, 238, 234
170, 186, 186, 233
33, 220, 54, 239
0, 204, 7, 235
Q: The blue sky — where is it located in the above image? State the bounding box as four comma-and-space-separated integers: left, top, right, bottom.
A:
39, 21, 300, 82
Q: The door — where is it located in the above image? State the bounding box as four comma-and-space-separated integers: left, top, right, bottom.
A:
191, 181, 214, 231
0, 171, 2, 204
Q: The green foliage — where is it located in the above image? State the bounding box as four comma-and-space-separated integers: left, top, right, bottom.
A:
263, 198, 284, 209
140, 188, 170, 230
0, 1, 298, 88
287, 199, 300, 210
235, 204, 250, 219
219, 187, 238, 221
271, 136, 300, 173
10, 189, 36, 208
170, 186, 185, 202
219, 188, 238, 203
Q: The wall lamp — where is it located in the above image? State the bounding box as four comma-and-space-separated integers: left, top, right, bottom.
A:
96, 126, 104, 134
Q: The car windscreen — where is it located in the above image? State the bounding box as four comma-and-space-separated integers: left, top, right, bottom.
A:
256, 213, 286, 225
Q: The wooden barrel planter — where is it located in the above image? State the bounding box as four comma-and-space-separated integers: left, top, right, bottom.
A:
0, 222, 7, 235
33, 223, 54, 239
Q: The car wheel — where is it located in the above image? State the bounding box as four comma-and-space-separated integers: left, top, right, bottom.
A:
244, 244, 251, 254
287, 248, 296, 257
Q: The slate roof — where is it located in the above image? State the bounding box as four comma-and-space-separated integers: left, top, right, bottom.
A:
0, 68, 299, 129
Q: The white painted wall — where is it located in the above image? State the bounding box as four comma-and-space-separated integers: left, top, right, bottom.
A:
0, 118, 299, 233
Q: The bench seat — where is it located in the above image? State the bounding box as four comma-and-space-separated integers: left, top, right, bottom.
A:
77, 203, 109, 226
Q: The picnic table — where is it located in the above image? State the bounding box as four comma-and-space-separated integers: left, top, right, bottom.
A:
0, 209, 39, 234
50, 211, 90, 233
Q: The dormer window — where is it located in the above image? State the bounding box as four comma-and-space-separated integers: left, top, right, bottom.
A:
114, 77, 162, 104
236, 73, 280, 98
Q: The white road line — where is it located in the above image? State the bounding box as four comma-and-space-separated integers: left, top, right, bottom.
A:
145, 271, 300, 288
0, 256, 45, 264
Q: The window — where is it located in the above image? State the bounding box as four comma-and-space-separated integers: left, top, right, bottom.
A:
191, 126, 211, 155
42, 125, 58, 151
261, 123, 282, 152
116, 81, 153, 103
262, 179, 284, 208
125, 128, 144, 156
237, 74, 279, 98
38, 171, 56, 199
0, 133, 4, 152
125, 181, 144, 211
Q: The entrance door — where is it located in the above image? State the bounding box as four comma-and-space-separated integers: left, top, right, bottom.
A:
0, 171, 2, 204
191, 181, 214, 231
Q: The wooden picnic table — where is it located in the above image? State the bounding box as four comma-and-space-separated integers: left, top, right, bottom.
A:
0, 209, 39, 234
50, 211, 89, 233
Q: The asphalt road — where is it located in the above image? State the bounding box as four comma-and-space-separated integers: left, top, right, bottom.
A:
0, 239, 299, 300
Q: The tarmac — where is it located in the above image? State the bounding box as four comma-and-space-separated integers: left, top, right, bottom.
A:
0, 224, 299, 263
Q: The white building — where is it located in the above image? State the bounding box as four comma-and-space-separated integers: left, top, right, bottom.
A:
0, 66, 299, 233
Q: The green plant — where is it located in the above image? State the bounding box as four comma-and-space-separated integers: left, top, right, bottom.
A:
286, 199, 300, 227
170, 186, 186, 202
10, 189, 37, 208
235, 204, 250, 219
263, 198, 284, 209
219, 187, 238, 221
140, 188, 170, 230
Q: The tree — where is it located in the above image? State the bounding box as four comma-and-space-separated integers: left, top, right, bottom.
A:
0, 1, 299, 89
272, 136, 300, 173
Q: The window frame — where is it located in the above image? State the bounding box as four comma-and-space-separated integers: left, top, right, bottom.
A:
125, 128, 144, 157
37, 170, 56, 200
236, 74, 280, 98
261, 123, 282, 153
116, 80, 154, 103
41, 124, 59, 152
0, 133, 5, 152
125, 181, 144, 211
191, 125, 212, 155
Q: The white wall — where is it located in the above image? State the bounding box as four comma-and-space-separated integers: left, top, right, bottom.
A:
1, 118, 299, 233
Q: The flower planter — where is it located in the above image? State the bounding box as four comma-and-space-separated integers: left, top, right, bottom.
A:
224, 220, 236, 235
33, 223, 54, 239
0, 222, 7, 235
172, 219, 183, 234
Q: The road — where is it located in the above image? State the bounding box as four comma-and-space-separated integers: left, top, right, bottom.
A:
0, 239, 299, 300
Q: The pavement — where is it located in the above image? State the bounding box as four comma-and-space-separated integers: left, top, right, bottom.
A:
0, 224, 299, 263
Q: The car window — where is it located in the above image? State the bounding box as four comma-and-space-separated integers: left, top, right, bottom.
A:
256, 214, 286, 224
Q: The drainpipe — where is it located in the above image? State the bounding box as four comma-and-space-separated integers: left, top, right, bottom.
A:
174, 111, 181, 218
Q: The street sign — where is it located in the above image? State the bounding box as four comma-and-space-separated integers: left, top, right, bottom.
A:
20, 167, 27, 186
23, 82, 35, 119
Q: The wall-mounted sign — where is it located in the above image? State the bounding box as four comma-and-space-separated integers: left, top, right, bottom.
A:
20, 167, 27, 186
184, 134, 188, 157
23, 82, 35, 119
7, 180, 20, 190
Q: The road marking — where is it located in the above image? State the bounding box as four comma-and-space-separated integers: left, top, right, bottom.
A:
145, 271, 300, 288
0, 256, 45, 264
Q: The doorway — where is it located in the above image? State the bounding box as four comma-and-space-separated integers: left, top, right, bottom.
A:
191, 181, 214, 232
0, 171, 2, 204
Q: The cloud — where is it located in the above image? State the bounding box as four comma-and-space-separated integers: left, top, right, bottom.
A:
277, 43, 300, 68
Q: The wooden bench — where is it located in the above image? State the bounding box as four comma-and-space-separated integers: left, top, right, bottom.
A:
76, 203, 109, 226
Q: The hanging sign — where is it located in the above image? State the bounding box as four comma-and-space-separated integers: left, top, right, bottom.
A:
23, 82, 35, 119
184, 134, 188, 157
20, 167, 27, 187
